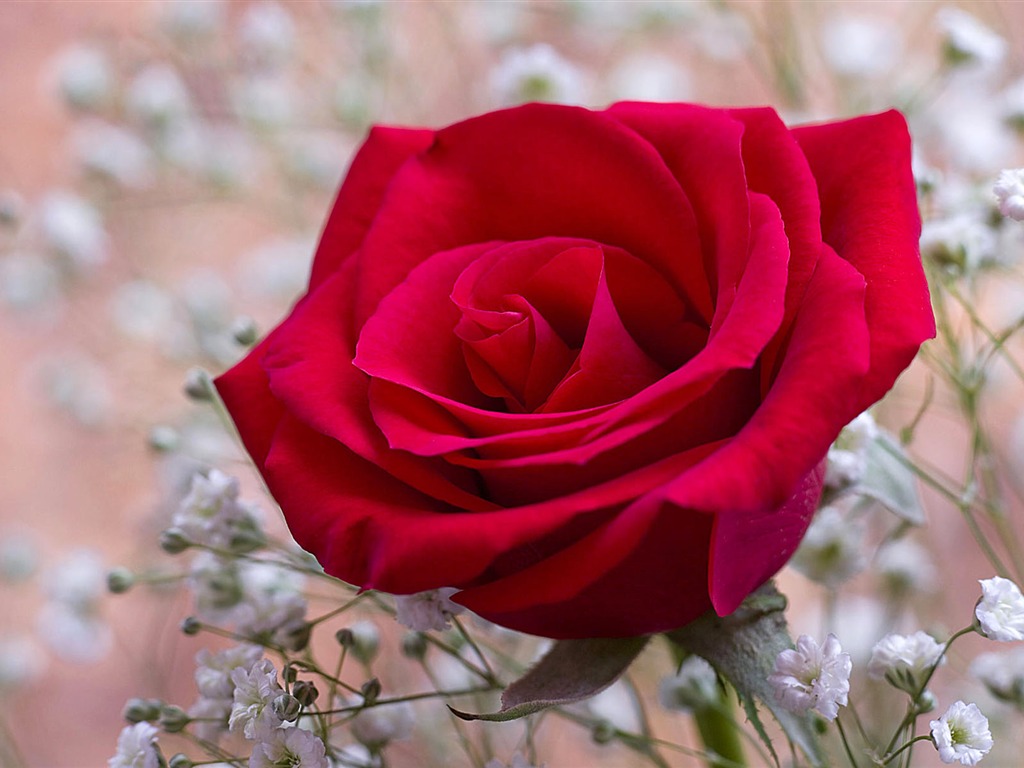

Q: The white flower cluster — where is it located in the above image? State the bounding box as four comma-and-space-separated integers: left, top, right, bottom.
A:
189, 643, 264, 742
972, 646, 1024, 707
790, 506, 867, 588
769, 633, 851, 721
108, 722, 162, 768
173, 468, 264, 551
868, 631, 945, 694
39, 548, 112, 663
825, 411, 878, 490
993, 168, 1024, 221
975, 576, 1024, 641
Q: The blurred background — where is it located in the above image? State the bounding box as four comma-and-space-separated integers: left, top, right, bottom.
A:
3, 1, 1024, 766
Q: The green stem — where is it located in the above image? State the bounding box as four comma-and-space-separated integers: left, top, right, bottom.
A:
692, 701, 748, 768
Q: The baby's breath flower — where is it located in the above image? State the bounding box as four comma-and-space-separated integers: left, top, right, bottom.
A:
195, 644, 263, 700
52, 45, 114, 111
769, 633, 851, 721
658, 655, 719, 712
126, 64, 192, 130
39, 191, 109, 270
229, 659, 284, 739
489, 44, 585, 106
930, 700, 993, 765
867, 631, 945, 694
238, 1, 295, 71
394, 588, 464, 632
937, 7, 1006, 68
825, 411, 879, 490
350, 700, 415, 750
876, 538, 938, 599
249, 726, 327, 768
790, 506, 867, 588
108, 722, 162, 768
971, 647, 1024, 707
976, 576, 1024, 641
173, 469, 263, 551
994, 169, 1024, 221
187, 696, 231, 743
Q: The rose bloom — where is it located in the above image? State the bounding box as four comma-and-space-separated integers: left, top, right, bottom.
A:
217, 103, 933, 639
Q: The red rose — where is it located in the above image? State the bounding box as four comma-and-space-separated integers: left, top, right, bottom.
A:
216, 103, 934, 639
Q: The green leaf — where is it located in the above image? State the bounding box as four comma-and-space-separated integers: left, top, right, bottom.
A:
860, 431, 925, 525
666, 583, 826, 768
449, 636, 650, 722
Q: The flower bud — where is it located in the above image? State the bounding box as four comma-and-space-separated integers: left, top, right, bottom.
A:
591, 720, 617, 744
159, 528, 191, 555
282, 665, 298, 684
401, 631, 428, 660
228, 522, 266, 554
361, 678, 382, 706
180, 616, 202, 635
168, 754, 193, 768
107, 567, 135, 594
277, 620, 311, 652
158, 704, 190, 733
293, 680, 319, 707
231, 315, 259, 346
123, 697, 161, 723
916, 690, 938, 714
147, 425, 180, 453
271, 693, 302, 722
183, 367, 215, 402
349, 621, 380, 665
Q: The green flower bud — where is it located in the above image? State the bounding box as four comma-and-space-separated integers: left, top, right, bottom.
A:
183, 367, 215, 402
158, 705, 190, 733
180, 616, 202, 635
401, 631, 428, 660
106, 567, 135, 594
293, 680, 319, 707
168, 754, 193, 768
159, 528, 191, 555
271, 693, 302, 722
361, 678, 382, 706
123, 697, 161, 723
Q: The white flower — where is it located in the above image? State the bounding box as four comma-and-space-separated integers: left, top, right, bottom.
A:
976, 577, 1024, 641
659, 655, 719, 712
350, 701, 415, 749
173, 469, 263, 550
0, 251, 60, 314
820, 15, 901, 77
52, 45, 113, 111
489, 44, 585, 106
72, 120, 154, 189
971, 647, 1024, 706
994, 169, 1024, 221
0, 530, 38, 584
937, 7, 1006, 68
195, 644, 264, 699
825, 411, 879, 489
231, 75, 297, 131
37, 602, 112, 663
394, 588, 464, 632
249, 726, 327, 768
233, 562, 307, 640
108, 722, 162, 768
769, 633, 852, 721
790, 506, 867, 588
229, 659, 284, 739
930, 700, 993, 765
238, 1, 295, 71
868, 631, 945, 694
39, 191, 109, 270
188, 695, 232, 743
588, 681, 640, 733
160, 0, 225, 44
0, 634, 47, 691
109, 280, 175, 341
608, 54, 691, 102
921, 213, 998, 272
126, 64, 192, 129
876, 538, 938, 598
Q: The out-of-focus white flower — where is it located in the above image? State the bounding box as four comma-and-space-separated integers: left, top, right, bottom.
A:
173, 469, 263, 551
45, 549, 106, 609
190, 553, 245, 619
230, 658, 284, 739
0, 252, 61, 317
790, 506, 867, 588
868, 631, 945, 694
195, 644, 264, 700
876, 538, 938, 598
281, 132, 348, 190
937, 7, 1006, 68
921, 213, 998, 272
52, 45, 114, 111
588, 680, 640, 733
350, 701, 415, 749
976, 577, 1024, 641
0, 530, 38, 583
38, 602, 113, 662
0, 634, 47, 691
159, 0, 225, 44
825, 411, 878, 490
232, 75, 297, 130
608, 54, 690, 102
239, 236, 315, 302
126, 64, 192, 129
188, 695, 232, 743
233, 562, 307, 641
347, 620, 380, 665
38, 191, 109, 270
658, 655, 719, 712
72, 120, 153, 188
394, 588, 464, 632
109, 722, 162, 768
490, 44, 585, 106
994, 169, 1024, 221
484, 754, 543, 768
971, 647, 1024, 707
109, 280, 175, 341
821, 15, 901, 77
250, 726, 328, 768
930, 700, 993, 765
35, 353, 114, 427
691, 8, 752, 62
238, 1, 295, 70
769, 633, 852, 721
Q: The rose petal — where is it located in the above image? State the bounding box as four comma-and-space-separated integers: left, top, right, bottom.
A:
793, 110, 935, 406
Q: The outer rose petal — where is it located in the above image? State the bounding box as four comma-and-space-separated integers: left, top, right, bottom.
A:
792, 110, 935, 407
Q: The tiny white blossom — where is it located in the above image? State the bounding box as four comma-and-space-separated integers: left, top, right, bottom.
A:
821, 15, 901, 77
109, 280, 175, 341
825, 411, 879, 489
108, 722, 161, 768
921, 213, 998, 272
394, 588, 464, 632
659, 655, 719, 712
231, 75, 297, 131
769, 633, 851, 721
249, 726, 327, 768
195, 644, 264, 699
868, 631, 945, 694
229, 659, 284, 739
876, 538, 938, 598
173, 469, 262, 550
976, 577, 1024, 641
52, 45, 114, 111
937, 7, 1006, 68
588, 680, 640, 733
72, 120, 154, 189
971, 647, 1024, 706
350, 701, 415, 749
0, 634, 47, 691
188, 695, 232, 743
39, 191, 109, 270
38, 602, 113, 663
233, 562, 307, 640
238, 1, 295, 71
994, 169, 1024, 221
790, 506, 867, 588
126, 64, 192, 129
160, 0, 225, 44
0, 251, 60, 314
930, 700, 993, 765
489, 44, 585, 106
